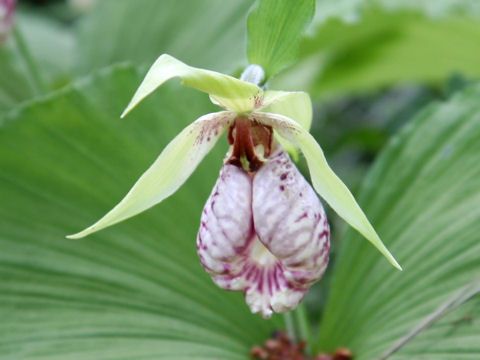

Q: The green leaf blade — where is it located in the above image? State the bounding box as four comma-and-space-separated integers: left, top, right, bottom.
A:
77, 0, 254, 74
0, 65, 280, 359
247, 0, 315, 78
274, 7, 480, 97
316, 84, 480, 359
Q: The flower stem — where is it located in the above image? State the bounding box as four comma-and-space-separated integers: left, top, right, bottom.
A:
284, 311, 297, 343
295, 303, 312, 346
283, 303, 313, 355
12, 25, 46, 95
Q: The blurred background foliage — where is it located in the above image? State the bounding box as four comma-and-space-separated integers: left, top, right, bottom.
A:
1, 0, 479, 359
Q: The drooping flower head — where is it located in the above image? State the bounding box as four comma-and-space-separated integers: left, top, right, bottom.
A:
198, 143, 330, 318
68, 55, 401, 318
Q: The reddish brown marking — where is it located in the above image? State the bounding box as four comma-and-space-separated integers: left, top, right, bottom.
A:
257, 268, 264, 293
195, 117, 225, 145
226, 117, 273, 172
318, 230, 329, 241
254, 94, 264, 109
295, 212, 308, 222
246, 264, 257, 281
222, 264, 231, 274
267, 269, 273, 295
272, 264, 280, 291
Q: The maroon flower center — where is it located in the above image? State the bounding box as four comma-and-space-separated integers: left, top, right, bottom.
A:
227, 116, 273, 172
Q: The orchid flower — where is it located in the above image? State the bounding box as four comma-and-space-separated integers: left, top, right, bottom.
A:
68, 54, 401, 318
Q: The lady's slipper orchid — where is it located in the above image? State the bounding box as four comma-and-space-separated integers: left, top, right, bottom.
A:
68, 54, 401, 317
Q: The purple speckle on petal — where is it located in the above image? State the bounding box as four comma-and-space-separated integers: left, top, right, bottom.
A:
295, 212, 308, 223
257, 268, 264, 294
196, 148, 330, 318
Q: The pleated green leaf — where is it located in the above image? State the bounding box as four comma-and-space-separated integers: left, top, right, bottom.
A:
0, 65, 279, 359
0, 0, 252, 114
77, 0, 254, 73
312, 0, 480, 26
316, 84, 480, 359
247, 0, 315, 78
0, 39, 37, 113
0, 13, 74, 114
275, 8, 480, 97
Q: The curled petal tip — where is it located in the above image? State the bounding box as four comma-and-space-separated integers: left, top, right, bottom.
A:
120, 108, 129, 119
65, 228, 93, 239
386, 249, 402, 270
66, 221, 104, 238
371, 231, 402, 270
393, 259, 403, 271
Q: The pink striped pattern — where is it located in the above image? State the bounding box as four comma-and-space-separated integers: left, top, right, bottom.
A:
197, 148, 330, 318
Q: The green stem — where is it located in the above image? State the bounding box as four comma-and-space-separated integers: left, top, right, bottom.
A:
284, 311, 297, 343
295, 304, 312, 346
283, 304, 313, 355
12, 25, 46, 95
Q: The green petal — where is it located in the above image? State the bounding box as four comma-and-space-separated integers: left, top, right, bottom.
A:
261, 91, 312, 131
68, 111, 235, 239
259, 91, 313, 160
254, 112, 401, 270
121, 54, 262, 116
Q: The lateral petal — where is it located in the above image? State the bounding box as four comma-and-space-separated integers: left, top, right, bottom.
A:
68, 111, 235, 239
254, 112, 402, 270
258, 91, 313, 160
260, 91, 312, 131
121, 54, 262, 117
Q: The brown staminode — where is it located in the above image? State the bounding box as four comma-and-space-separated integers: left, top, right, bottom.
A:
227, 116, 273, 172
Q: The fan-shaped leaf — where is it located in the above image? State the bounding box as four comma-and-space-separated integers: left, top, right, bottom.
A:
316, 84, 480, 359
0, 65, 280, 359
